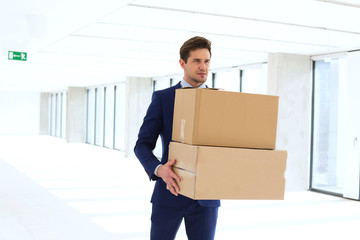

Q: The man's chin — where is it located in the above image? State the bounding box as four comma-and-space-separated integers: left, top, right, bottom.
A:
195, 77, 207, 83
187, 77, 207, 87
194, 81, 206, 86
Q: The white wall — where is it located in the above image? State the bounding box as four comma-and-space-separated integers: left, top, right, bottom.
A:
268, 53, 312, 191
125, 77, 153, 157
0, 91, 40, 135
66, 87, 87, 143
39, 93, 50, 135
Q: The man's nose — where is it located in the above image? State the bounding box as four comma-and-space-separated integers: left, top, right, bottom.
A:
199, 62, 206, 70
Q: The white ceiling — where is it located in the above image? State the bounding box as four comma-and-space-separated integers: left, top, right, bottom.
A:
1, 0, 360, 91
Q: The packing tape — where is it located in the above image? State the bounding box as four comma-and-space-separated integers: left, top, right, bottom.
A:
180, 119, 185, 143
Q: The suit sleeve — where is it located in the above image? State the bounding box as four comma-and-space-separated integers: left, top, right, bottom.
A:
134, 91, 162, 180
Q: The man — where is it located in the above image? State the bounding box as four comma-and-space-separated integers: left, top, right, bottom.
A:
134, 36, 220, 240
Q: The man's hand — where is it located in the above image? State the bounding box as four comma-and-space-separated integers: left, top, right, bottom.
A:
157, 159, 181, 196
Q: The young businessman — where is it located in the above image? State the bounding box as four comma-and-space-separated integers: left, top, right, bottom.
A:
134, 36, 220, 240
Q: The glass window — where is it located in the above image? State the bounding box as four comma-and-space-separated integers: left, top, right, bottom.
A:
56, 93, 62, 137
153, 77, 171, 91
48, 95, 51, 135
114, 83, 126, 151
86, 88, 96, 144
50, 94, 56, 136
49, 91, 67, 138
95, 87, 105, 146
85, 83, 126, 151
170, 75, 183, 86
311, 58, 347, 195
241, 64, 268, 94
207, 72, 214, 88
213, 69, 238, 91
104, 86, 115, 148
61, 91, 67, 138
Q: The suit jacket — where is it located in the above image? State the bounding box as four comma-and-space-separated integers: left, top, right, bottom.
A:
134, 82, 220, 208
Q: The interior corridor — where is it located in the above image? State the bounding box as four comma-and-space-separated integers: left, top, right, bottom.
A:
0, 135, 359, 240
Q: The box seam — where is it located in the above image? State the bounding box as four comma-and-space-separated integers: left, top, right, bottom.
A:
193, 89, 201, 145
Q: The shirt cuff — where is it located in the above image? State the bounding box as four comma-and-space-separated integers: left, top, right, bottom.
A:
154, 164, 162, 177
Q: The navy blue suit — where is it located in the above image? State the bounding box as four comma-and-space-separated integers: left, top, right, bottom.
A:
134, 82, 220, 239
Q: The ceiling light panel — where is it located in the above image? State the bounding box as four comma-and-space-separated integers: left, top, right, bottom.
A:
44, 35, 178, 56
131, 0, 360, 33
96, 4, 360, 53
74, 23, 199, 46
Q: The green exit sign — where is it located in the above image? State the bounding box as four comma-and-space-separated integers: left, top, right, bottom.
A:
8, 51, 27, 61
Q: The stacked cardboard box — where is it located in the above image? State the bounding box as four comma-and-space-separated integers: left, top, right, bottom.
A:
169, 88, 287, 200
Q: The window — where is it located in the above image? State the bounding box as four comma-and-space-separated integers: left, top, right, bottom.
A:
241, 64, 268, 94
61, 91, 67, 138
50, 94, 56, 136
170, 75, 183, 86
311, 57, 347, 195
95, 87, 105, 146
104, 86, 115, 148
212, 64, 267, 93
213, 68, 240, 91
153, 77, 171, 91
86, 88, 96, 144
86, 83, 126, 151
114, 83, 126, 151
49, 91, 67, 138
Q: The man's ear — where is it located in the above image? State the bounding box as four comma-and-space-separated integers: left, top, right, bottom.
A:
179, 59, 186, 70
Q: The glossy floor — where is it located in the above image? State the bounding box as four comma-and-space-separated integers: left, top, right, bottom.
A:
0, 136, 359, 240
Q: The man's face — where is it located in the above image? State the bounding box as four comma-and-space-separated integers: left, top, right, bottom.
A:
179, 48, 211, 87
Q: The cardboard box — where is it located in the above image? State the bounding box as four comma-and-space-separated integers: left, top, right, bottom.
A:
172, 88, 279, 149
169, 141, 287, 200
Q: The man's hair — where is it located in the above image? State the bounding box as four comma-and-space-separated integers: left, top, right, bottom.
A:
180, 36, 212, 63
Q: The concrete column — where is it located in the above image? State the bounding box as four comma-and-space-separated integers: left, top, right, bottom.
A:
39, 92, 50, 135
267, 53, 312, 191
125, 77, 153, 157
66, 87, 87, 143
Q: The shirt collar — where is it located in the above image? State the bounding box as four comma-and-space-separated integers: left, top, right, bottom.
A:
180, 78, 207, 88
